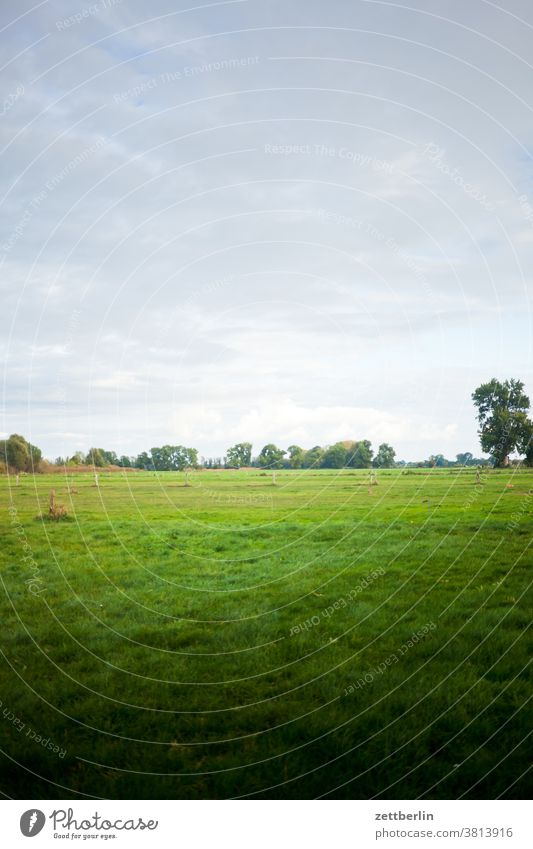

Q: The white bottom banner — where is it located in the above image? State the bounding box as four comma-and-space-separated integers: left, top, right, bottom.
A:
0, 800, 530, 848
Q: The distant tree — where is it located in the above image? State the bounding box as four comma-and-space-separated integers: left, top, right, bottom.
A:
456, 452, 474, 466
100, 449, 118, 466
373, 443, 396, 468
322, 442, 348, 469
67, 450, 86, 466
149, 445, 198, 471
429, 454, 448, 468
302, 445, 325, 468
26, 441, 42, 469
472, 378, 531, 467
87, 447, 106, 467
0, 434, 43, 472
150, 445, 169, 470
185, 447, 198, 469
2, 434, 29, 472
226, 442, 252, 468
135, 451, 153, 470
258, 444, 286, 469
287, 445, 306, 469
347, 439, 373, 468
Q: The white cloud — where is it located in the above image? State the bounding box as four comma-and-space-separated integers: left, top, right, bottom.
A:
91, 370, 146, 389
236, 399, 457, 447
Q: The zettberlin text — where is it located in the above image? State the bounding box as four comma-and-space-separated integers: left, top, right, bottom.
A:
375, 811, 434, 820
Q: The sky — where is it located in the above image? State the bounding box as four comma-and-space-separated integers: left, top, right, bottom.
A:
1, 0, 532, 462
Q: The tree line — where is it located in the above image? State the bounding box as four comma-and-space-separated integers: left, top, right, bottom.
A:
0, 436, 506, 474
2, 378, 532, 473
50, 440, 392, 471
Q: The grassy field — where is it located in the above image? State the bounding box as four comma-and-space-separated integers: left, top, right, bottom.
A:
0, 467, 531, 799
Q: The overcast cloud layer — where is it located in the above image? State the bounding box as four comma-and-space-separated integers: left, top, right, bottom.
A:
1, 0, 532, 461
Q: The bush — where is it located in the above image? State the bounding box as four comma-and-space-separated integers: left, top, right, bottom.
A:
36, 490, 69, 522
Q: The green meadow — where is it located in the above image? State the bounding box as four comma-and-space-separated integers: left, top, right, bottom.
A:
0, 468, 531, 799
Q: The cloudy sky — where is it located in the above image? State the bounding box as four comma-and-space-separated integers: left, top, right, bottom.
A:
1, 0, 532, 461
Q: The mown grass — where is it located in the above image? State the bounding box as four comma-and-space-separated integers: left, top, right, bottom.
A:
0, 467, 531, 799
